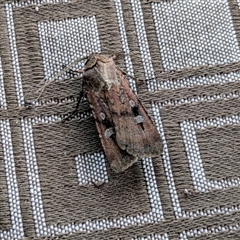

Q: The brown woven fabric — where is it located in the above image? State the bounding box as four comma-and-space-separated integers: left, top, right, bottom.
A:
1, 0, 240, 239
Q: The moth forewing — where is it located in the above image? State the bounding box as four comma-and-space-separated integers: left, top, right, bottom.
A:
82, 53, 162, 172
107, 71, 162, 158
84, 83, 137, 173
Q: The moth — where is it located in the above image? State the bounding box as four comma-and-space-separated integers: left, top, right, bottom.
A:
79, 53, 163, 173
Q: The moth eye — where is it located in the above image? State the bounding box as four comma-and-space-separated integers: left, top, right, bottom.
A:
104, 127, 115, 138
129, 100, 135, 107
100, 112, 105, 120
135, 115, 145, 123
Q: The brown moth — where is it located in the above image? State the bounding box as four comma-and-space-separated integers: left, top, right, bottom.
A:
81, 53, 163, 173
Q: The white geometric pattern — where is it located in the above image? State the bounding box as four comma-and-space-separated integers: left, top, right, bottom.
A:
152, 0, 240, 70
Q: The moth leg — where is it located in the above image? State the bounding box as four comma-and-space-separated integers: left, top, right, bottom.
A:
62, 81, 85, 122
116, 66, 153, 83
62, 64, 79, 78
115, 66, 138, 83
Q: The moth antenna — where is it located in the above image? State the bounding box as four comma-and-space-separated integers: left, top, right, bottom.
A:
116, 66, 138, 82
34, 55, 88, 101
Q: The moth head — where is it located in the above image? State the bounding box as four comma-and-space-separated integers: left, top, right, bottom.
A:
84, 53, 115, 71
84, 52, 100, 70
